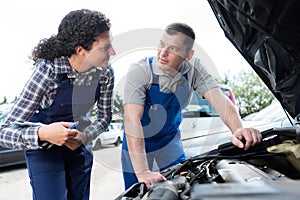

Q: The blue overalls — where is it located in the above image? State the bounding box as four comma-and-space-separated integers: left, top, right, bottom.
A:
26, 73, 100, 200
121, 57, 190, 189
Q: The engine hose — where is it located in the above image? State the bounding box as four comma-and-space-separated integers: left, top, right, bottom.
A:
147, 176, 188, 200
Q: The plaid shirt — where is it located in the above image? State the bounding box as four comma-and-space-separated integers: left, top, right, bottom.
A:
0, 56, 114, 150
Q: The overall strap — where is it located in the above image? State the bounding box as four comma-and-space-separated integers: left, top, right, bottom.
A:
148, 57, 159, 85
58, 73, 70, 84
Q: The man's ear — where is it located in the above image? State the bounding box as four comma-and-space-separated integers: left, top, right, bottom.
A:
184, 50, 194, 62
75, 46, 86, 56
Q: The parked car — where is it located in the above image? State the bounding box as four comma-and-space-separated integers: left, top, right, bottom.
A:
115, 1, 300, 199
0, 112, 26, 168
92, 123, 123, 151
243, 99, 296, 127
182, 84, 237, 118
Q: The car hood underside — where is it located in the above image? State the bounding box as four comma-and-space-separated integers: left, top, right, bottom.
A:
207, 0, 300, 119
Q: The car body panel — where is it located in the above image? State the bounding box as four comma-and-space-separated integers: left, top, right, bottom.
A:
0, 147, 25, 168
0, 112, 26, 168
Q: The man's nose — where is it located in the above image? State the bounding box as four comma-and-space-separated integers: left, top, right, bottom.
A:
109, 46, 116, 56
160, 47, 169, 57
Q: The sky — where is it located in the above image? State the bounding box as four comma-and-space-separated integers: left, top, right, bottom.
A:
0, 0, 251, 101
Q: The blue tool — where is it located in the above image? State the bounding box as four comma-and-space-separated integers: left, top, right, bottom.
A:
69, 121, 79, 129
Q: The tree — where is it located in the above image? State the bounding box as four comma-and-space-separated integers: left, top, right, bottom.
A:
112, 93, 124, 122
225, 69, 275, 117
0, 96, 7, 105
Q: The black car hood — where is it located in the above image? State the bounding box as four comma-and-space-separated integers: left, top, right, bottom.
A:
207, 0, 300, 119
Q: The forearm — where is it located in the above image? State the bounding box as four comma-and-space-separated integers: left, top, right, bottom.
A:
205, 88, 242, 133
205, 88, 262, 149
84, 112, 112, 143
125, 121, 149, 173
0, 78, 47, 149
84, 72, 114, 142
123, 93, 166, 187
124, 103, 149, 173
218, 99, 243, 133
0, 124, 40, 150
126, 123, 166, 188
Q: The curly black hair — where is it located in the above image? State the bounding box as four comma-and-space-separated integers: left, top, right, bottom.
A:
31, 9, 111, 62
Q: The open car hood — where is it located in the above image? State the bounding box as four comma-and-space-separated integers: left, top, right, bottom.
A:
207, 0, 300, 119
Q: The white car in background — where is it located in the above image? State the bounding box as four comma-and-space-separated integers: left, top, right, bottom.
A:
92, 123, 123, 150
243, 99, 295, 127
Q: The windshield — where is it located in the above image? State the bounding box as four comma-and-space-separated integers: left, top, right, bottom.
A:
182, 92, 218, 118
182, 87, 235, 118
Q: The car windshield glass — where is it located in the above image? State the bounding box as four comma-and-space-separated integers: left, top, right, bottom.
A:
109, 124, 114, 130
182, 92, 219, 118
182, 87, 234, 118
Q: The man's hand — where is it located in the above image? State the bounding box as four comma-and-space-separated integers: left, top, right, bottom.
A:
231, 128, 262, 150
136, 170, 166, 189
38, 122, 78, 146
38, 122, 87, 150
64, 131, 87, 150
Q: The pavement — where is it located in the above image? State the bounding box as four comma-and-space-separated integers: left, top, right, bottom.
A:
0, 145, 124, 200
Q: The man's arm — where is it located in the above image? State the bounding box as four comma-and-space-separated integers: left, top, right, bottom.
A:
84, 66, 114, 143
203, 87, 262, 150
124, 103, 165, 188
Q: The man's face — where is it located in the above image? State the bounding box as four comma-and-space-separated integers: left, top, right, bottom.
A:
157, 32, 189, 72
79, 31, 115, 72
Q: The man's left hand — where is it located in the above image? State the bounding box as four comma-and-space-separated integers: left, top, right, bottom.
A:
231, 128, 262, 150
65, 131, 87, 150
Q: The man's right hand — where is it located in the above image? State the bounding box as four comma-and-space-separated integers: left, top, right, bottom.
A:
38, 122, 78, 146
136, 170, 166, 189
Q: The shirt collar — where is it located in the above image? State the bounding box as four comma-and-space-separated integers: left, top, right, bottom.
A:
51, 57, 102, 86
151, 56, 192, 76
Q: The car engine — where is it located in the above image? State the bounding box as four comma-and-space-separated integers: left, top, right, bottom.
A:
115, 126, 300, 200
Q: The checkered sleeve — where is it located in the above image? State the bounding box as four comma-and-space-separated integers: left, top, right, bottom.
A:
84, 66, 114, 143
0, 60, 51, 150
